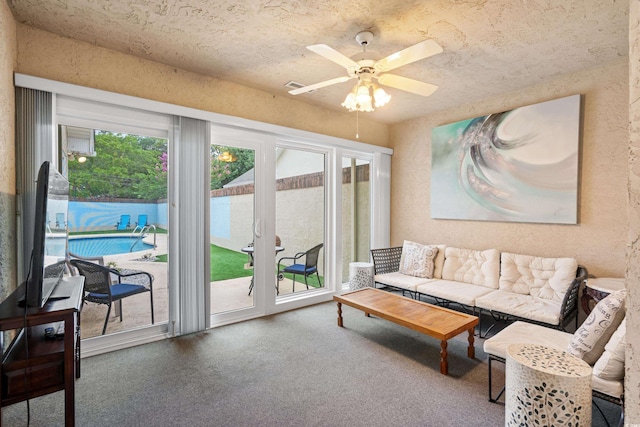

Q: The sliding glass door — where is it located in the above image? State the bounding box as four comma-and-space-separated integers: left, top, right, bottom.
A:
274, 146, 326, 296
209, 143, 256, 314
209, 126, 264, 322
61, 126, 170, 339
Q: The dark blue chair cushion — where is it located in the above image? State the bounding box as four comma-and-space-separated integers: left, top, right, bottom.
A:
282, 264, 317, 275
87, 283, 148, 301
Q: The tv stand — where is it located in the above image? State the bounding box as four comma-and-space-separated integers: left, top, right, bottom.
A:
0, 276, 84, 426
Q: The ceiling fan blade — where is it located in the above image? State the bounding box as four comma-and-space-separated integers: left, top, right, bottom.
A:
288, 76, 353, 95
377, 74, 438, 96
307, 44, 359, 69
375, 39, 443, 72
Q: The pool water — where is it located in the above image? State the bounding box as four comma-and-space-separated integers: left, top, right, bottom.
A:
69, 236, 154, 257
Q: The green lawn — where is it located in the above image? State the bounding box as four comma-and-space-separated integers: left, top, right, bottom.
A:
156, 244, 322, 286
208, 245, 254, 281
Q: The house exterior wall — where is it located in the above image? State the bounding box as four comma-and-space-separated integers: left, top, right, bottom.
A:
389, 60, 628, 278
211, 167, 370, 282
0, 2, 17, 297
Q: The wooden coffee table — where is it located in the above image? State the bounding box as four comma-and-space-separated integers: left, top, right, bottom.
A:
334, 287, 479, 375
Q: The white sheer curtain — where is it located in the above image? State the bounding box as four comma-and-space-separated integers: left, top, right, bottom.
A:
172, 116, 211, 334
371, 152, 391, 250
15, 87, 54, 283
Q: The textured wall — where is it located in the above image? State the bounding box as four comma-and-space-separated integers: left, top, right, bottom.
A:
0, 1, 17, 296
15, 25, 389, 147
626, 0, 639, 422
389, 60, 628, 277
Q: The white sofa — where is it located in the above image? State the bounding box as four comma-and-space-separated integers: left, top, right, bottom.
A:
370, 242, 587, 331
483, 287, 626, 426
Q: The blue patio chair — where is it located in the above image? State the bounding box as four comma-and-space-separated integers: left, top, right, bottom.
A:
277, 243, 323, 293
132, 214, 148, 234
70, 259, 154, 335
115, 214, 131, 230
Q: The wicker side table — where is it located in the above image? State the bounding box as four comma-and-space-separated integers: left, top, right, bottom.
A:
506, 343, 592, 427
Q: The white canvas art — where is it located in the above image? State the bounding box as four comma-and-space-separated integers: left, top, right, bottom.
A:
431, 94, 581, 224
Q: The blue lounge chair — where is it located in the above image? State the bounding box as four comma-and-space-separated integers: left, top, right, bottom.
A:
132, 214, 148, 234
115, 214, 130, 230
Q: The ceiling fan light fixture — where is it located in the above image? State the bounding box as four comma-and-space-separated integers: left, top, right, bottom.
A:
341, 81, 373, 112
341, 80, 389, 112
355, 83, 372, 104
373, 84, 391, 108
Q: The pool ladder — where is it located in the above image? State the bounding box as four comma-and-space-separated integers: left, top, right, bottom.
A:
130, 224, 157, 252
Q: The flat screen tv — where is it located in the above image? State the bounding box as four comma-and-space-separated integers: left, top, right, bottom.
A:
23, 161, 69, 308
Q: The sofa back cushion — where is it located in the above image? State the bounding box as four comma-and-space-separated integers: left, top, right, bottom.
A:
432, 244, 447, 279
499, 253, 578, 301
441, 247, 500, 288
593, 317, 626, 380
567, 289, 626, 365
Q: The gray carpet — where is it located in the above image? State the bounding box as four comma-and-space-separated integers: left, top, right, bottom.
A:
2, 301, 622, 426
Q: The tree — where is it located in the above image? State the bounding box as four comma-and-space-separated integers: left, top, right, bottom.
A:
210, 145, 254, 190
69, 132, 168, 200
69, 134, 254, 199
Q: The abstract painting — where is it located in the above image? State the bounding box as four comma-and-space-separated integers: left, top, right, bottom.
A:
430, 94, 581, 224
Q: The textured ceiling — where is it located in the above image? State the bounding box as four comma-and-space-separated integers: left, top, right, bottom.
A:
7, 0, 629, 124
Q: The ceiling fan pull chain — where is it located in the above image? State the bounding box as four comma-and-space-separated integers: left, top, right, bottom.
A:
356, 110, 360, 139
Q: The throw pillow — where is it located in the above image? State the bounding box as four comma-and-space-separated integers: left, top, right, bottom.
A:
399, 240, 439, 279
567, 289, 626, 365
593, 317, 626, 380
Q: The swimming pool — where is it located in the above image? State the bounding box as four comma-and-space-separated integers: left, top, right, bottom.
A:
69, 236, 154, 257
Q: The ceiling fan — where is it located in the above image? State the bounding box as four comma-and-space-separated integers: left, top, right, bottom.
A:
288, 31, 443, 112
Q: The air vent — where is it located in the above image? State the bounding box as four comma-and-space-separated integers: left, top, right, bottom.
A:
284, 81, 315, 93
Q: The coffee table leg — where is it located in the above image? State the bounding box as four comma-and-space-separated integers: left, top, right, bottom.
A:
337, 302, 343, 327
467, 328, 475, 359
440, 340, 448, 375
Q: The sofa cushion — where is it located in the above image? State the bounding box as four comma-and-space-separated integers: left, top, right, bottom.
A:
593, 317, 626, 380
475, 290, 562, 325
374, 272, 436, 292
567, 289, 626, 365
416, 280, 495, 307
483, 321, 573, 359
399, 240, 439, 279
441, 247, 500, 288
592, 374, 624, 400
483, 321, 624, 399
499, 252, 578, 302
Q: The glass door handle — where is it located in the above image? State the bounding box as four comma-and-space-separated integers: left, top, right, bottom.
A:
254, 219, 261, 238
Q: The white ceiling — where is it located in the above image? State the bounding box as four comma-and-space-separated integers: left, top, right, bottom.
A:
7, 0, 629, 124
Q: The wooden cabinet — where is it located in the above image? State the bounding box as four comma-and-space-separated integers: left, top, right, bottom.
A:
0, 276, 84, 426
